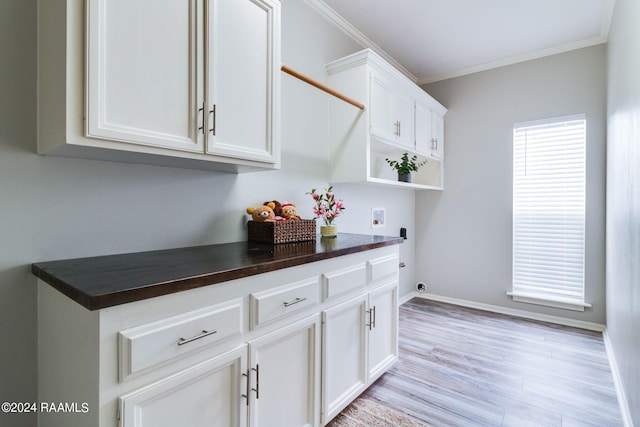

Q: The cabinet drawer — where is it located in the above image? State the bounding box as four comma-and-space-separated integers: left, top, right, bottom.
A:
368, 255, 399, 284
250, 278, 319, 329
322, 264, 366, 300
118, 298, 243, 381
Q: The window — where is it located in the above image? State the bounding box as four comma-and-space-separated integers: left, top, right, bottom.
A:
510, 115, 590, 311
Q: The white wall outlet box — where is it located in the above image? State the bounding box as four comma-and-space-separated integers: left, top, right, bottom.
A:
372, 208, 385, 228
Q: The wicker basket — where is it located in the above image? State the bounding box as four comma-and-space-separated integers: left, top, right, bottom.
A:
247, 219, 316, 244
271, 240, 317, 256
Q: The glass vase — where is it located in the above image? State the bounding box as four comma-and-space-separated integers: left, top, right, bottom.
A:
320, 225, 338, 238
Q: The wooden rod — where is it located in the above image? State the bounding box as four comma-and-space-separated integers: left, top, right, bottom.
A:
281, 64, 366, 110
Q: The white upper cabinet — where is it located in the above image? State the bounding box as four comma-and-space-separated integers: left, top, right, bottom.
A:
430, 110, 445, 159
415, 97, 446, 160
327, 49, 447, 190
370, 72, 414, 149
414, 99, 433, 156
205, 0, 280, 163
38, 0, 280, 172
369, 72, 394, 141
86, 0, 204, 153
392, 89, 416, 149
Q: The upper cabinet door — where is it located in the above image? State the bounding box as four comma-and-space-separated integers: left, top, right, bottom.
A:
414, 100, 433, 156
86, 0, 205, 152
369, 71, 414, 149
391, 89, 415, 149
415, 99, 445, 160
430, 111, 445, 160
206, 0, 280, 164
369, 72, 394, 141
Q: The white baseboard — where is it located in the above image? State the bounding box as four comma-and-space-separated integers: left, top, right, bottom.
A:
407, 292, 606, 332
398, 291, 416, 306
603, 329, 635, 427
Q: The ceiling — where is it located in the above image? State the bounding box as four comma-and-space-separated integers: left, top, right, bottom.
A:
308, 0, 616, 84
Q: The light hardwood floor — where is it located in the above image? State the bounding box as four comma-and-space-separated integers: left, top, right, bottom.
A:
361, 298, 623, 427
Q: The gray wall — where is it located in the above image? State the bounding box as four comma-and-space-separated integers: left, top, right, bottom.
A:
0, 1, 416, 425
418, 45, 607, 324
606, 0, 640, 422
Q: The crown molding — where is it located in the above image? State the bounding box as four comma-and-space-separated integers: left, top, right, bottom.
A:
304, 0, 615, 87
303, 0, 418, 83
419, 0, 616, 85
417, 36, 609, 85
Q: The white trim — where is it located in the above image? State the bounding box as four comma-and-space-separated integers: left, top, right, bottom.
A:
304, 0, 616, 86
303, 0, 417, 83
398, 291, 415, 306
599, 0, 617, 45
514, 113, 586, 129
408, 293, 605, 332
506, 292, 592, 312
603, 329, 634, 427
417, 38, 608, 85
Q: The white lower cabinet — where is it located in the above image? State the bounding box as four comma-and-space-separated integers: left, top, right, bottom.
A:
120, 315, 320, 427
119, 346, 248, 427
37, 246, 398, 427
321, 294, 369, 423
321, 281, 399, 425
367, 282, 398, 382
248, 315, 321, 427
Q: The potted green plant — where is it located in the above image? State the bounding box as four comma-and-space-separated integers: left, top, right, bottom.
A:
385, 153, 427, 183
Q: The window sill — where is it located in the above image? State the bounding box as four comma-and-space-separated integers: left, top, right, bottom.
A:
506, 292, 592, 312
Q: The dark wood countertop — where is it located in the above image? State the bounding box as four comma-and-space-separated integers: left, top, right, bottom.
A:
32, 233, 403, 311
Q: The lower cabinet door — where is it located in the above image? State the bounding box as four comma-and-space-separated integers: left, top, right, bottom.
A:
248, 314, 321, 427
367, 282, 398, 382
119, 346, 248, 427
321, 293, 368, 424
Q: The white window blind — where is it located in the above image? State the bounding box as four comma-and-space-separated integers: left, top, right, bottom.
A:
511, 115, 588, 310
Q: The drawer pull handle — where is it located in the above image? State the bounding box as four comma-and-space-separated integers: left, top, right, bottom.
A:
283, 297, 307, 307
177, 329, 217, 346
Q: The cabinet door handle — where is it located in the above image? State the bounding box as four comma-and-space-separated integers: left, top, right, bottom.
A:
372, 305, 376, 329
177, 329, 217, 346
283, 297, 307, 307
198, 103, 206, 134
251, 364, 260, 399
366, 308, 373, 331
241, 369, 250, 406
209, 104, 216, 135
398, 121, 401, 137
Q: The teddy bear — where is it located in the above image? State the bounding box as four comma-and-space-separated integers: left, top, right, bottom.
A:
280, 203, 301, 220
263, 200, 282, 217
246, 202, 276, 222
